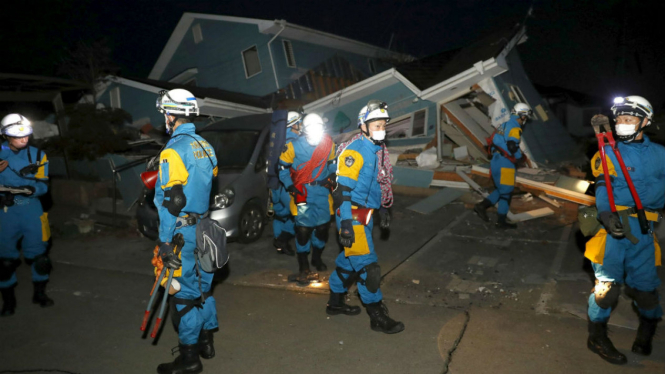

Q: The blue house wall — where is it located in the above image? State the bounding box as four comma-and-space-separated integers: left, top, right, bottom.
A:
158, 19, 395, 97
318, 81, 437, 146
493, 49, 577, 164
97, 83, 166, 130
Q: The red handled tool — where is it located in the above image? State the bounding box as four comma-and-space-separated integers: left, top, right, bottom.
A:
591, 115, 649, 234
140, 233, 185, 338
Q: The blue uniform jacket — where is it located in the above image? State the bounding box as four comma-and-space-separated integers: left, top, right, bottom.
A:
0, 142, 48, 202
272, 130, 299, 216
277, 135, 336, 196
154, 123, 218, 243
336, 135, 382, 221
592, 135, 665, 213
492, 115, 523, 160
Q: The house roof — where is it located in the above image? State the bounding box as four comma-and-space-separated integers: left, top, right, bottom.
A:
397, 22, 524, 91
535, 84, 607, 107
149, 12, 413, 80
200, 113, 272, 132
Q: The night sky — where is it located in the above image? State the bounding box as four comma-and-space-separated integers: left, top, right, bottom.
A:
5, 0, 665, 109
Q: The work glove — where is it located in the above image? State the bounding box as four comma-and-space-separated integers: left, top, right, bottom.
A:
287, 185, 303, 196
339, 219, 355, 248
598, 211, 624, 238
158, 242, 182, 270
17, 185, 35, 196
379, 207, 391, 229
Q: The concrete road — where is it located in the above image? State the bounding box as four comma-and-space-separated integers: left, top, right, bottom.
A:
2, 194, 664, 373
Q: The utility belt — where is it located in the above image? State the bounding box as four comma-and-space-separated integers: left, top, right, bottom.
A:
579, 205, 660, 243
306, 180, 329, 187
616, 205, 661, 223
175, 213, 201, 228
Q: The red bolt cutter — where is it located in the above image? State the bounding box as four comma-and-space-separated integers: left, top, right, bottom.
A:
591, 114, 649, 234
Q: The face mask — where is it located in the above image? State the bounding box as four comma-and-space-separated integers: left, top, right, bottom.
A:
371, 130, 386, 141
616, 123, 637, 136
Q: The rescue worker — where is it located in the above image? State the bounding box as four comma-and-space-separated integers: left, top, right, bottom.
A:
585, 96, 663, 365
328, 100, 404, 334
154, 89, 219, 374
0, 114, 52, 316
270, 111, 302, 256
474, 103, 532, 229
278, 113, 336, 286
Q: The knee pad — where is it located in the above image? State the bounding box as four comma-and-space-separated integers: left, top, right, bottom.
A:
626, 286, 660, 310
314, 222, 330, 243
295, 226, 314, 246
0, 258, 20, 281
29, 254, 53, 276
594, 281, 621, 309
362, 262, 381, 293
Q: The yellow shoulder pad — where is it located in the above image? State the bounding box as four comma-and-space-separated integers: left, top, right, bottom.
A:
160, 148, 189, 189
279, 142, 295, 164
337, 149, 364, 181
590, 151, 617, 178
508, 127, 522, 140
35, 153, 48, 180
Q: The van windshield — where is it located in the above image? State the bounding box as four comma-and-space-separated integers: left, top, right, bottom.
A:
199, 130, 260, 169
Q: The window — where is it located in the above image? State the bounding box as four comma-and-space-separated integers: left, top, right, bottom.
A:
282, 40, 296, 68
110, 87, 121, 109
192, 23, 203, 44
386, 108, 428, 139
242, 46, 262, 78
509, 85, 538, 120
368, 58, 376, 74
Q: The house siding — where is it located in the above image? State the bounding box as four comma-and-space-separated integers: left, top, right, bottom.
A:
97, 83, 166, 130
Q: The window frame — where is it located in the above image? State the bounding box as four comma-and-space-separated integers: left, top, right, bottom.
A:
241, 45, 262, 79
282, 40, 296, 68
386, 108, 429, 138
192, 23, 203, 44
509, 85, 539, 120
110, 87, 121, 109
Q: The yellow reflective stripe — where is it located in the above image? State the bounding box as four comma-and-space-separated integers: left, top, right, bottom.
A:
213, 166, 218, 177
40, 212, 50, 241
654, 234, 662, 266
279, 142, 295, 164
35, 154, 48, 180
585, 228, 607, 265
337, 149, 364, 181
328, 143, 336, 160
343, 224, 371, 256
591, 151, 617, 178
499, 167, 515, 186
160, 148, 189, 189
508, 127, 522, 140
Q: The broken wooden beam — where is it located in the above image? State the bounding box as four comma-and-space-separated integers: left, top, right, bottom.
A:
537, 194, 561, 208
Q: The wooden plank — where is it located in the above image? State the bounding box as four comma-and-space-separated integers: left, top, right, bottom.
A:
508, 207, 554, 222
538, 195, 562, 208
407, 188, 466, 214
430, 180, 471, 189
471, 165, 595, 206
392, 166, 434, 188
433, 171, 465, 182
441, 105, 487, 150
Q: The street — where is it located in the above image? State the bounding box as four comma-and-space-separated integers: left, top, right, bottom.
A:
1, 194, 664, 373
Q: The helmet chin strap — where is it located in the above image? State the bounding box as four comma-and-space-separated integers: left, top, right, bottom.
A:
618, 118, 647, 143
166, 115, 177, 135
362, 126, 385, 145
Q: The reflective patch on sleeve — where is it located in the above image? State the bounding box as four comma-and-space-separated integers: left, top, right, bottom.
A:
499, 167, 515, 186
35, 153, 48, 180
337, 150, 364, 182
591, 151, 617, 178
343, 224, 371, 256
508, 127, 522, 141
160, 148, 189, 189
40, 212, 50, 241
585, 229, 607, 265
213, 166, 218, 177
279, 142, 295, 164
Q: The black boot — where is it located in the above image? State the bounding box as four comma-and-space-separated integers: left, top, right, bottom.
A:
287, 252, 319, 286
311, 246, 327, 271
273, 236, 295, 256
473, 198, 492, 222
632, 316, 660, 356
366, 301, 404, 334
587, 320, 627, 365
1, 286, 16, 317
326, 292, 361, 316
157, 343, 203, 374
32, 281, 54, 307
198, 330, 215, 359
495, 214, 517, 229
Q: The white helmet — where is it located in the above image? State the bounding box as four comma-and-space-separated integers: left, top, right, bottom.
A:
611, 95, 653, 125
1, 114, 33, 137
156, 89, 199, 117
301, 113, 325, 146
287, 111, 304, 128
358, 100, 390, 127
511, 103, 532, 118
